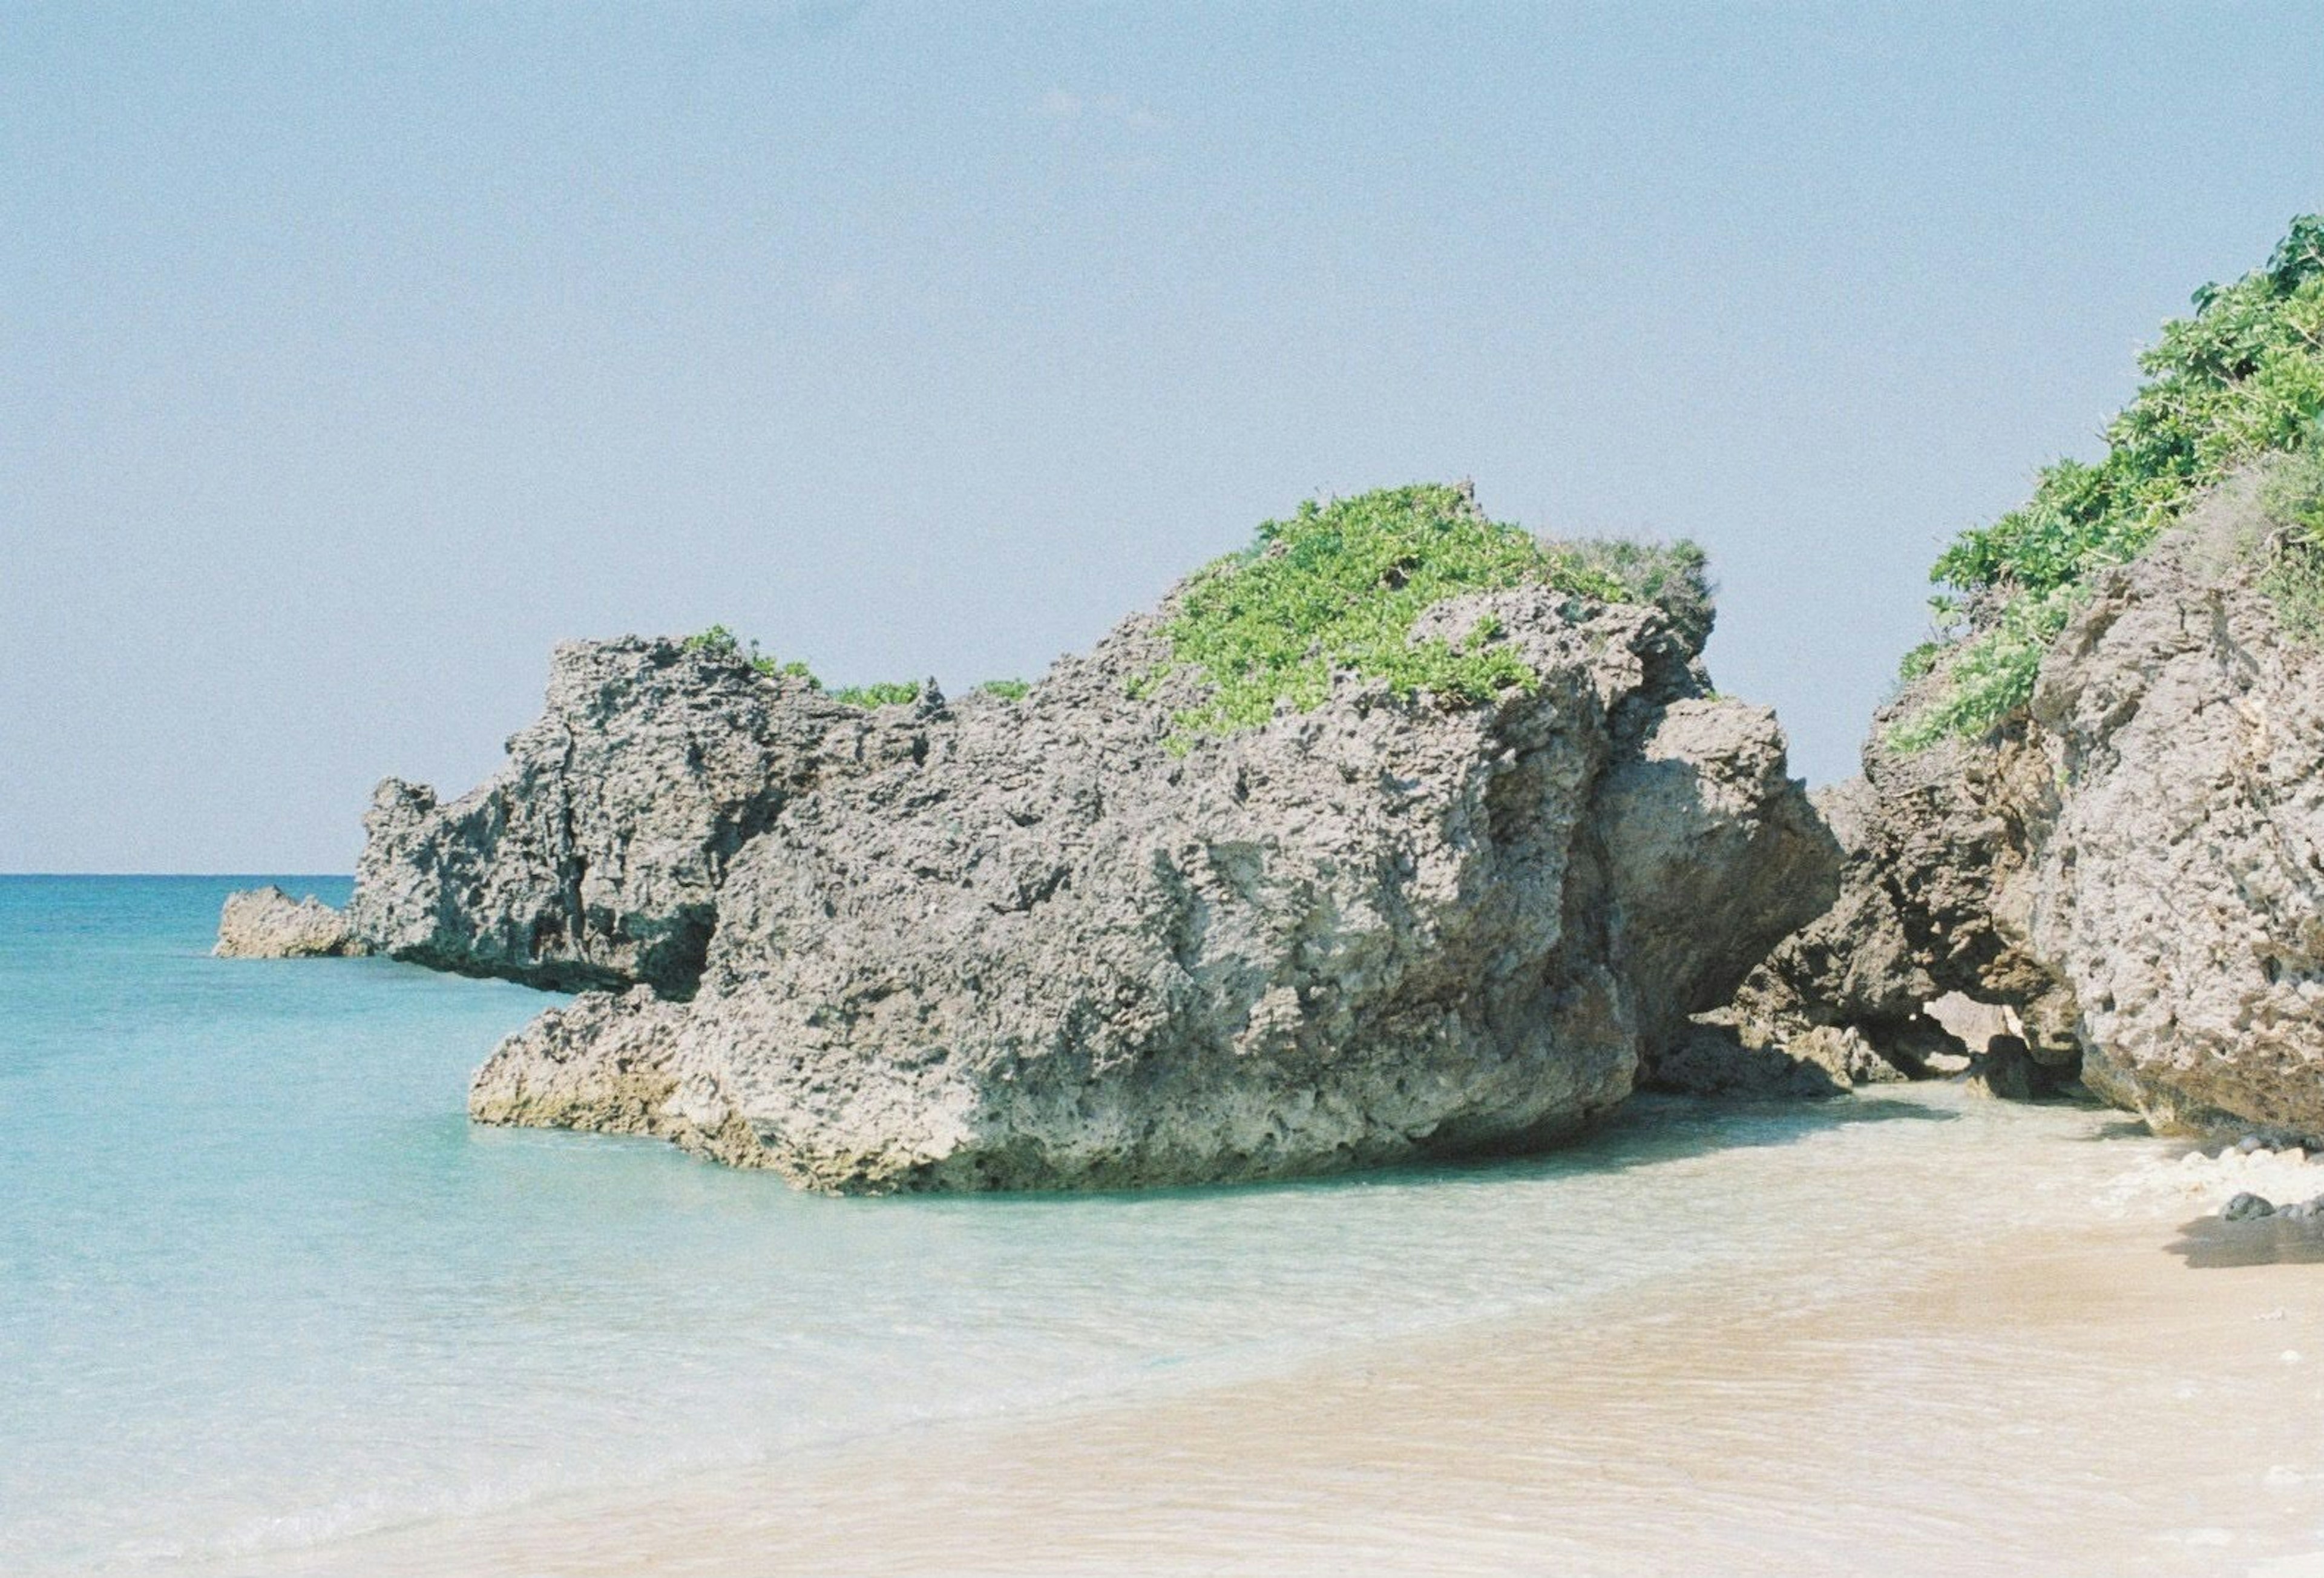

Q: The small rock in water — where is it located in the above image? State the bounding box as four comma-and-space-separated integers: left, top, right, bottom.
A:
213, 886, 366, 959
2224, 1192, 2279, 1221
1966, 1034, 2043, 1101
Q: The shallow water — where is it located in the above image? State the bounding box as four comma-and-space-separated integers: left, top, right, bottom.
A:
4, 876, 2321, 1576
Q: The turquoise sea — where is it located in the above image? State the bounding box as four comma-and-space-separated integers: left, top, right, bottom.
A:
8, 876, 2318, 1576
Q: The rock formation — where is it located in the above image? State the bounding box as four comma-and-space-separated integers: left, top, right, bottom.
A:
1746, 468, 2324, 1137
214, 886, 367, 958
361, 493, 1840, 1191
344, 639, 917, 994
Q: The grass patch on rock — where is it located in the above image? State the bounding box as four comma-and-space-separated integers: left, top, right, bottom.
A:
2258, 442, 2324, 643
1144, 482, 1704, 746
829, 680, 923, 708
679, 628, 927, 707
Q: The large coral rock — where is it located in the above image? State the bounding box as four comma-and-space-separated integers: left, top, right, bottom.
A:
470, 584, 1835, 1191
214, 885, 366, 958
346, 639, 902, 994
2020, 484, 2324, 1135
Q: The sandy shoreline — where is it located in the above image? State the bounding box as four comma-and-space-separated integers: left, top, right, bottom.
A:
242, 1138, 2324, 1578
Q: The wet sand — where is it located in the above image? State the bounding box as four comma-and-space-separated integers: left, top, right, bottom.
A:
257, 1181, 2324, 1577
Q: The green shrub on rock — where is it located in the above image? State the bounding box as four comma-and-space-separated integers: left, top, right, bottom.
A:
682, 626, 820, 685
1897, 215, 2324, 746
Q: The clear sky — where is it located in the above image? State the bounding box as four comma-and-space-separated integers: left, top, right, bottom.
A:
7, 3, 2322, 872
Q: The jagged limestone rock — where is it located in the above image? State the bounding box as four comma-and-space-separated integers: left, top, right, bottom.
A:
468, 571, 1836, 1191
346, 638, 906, 994
214, 886, 366, 959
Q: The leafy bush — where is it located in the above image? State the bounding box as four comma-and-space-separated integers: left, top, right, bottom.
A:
1885, 594, 2076, 752
831, 680, 922, 708
1145, 483, 1704, 746
974, 679, 1032, 700
1896, 215, 2324, 745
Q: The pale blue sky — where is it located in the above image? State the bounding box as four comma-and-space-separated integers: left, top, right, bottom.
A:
7, 2, 2322, 871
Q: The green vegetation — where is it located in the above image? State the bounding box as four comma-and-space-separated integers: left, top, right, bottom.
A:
1894, 641, 1943, 685
830, 680, 922, 708
1143, 482, 1707, 746
1893, 215, 2324, 748
2258, 440, 2324, 642
680, 625, 819, 684
681, 485, 1709, 738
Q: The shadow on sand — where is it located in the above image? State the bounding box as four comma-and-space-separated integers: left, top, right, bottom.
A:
950, 1090, 1965, 1211
2165, 1214, 2324, 1269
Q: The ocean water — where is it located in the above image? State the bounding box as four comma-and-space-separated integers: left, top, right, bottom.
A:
4, 876, 2316, 1576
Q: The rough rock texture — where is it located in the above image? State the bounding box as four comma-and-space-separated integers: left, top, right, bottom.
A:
465, 577, 1836, 1191
214, 886, 367, 958
1761, 468, 2324, 1137
346, 639, 919, 994
2018, 484, 2324, 1135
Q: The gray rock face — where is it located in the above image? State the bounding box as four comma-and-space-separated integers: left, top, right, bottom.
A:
467, 581, 1835, 1191
346, 639, 904, 994
214, 886, 366, 958
2224, 1192, 2278, 1222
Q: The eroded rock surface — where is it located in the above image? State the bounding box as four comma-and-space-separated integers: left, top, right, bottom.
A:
346, 639, 908, 994
464, 576, 1834, 1191
214, 886, 366, 958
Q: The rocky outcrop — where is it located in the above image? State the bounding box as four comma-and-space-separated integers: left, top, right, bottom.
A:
460, 568, 1834, 1191
345, 639, 919, 994
1763, 468, 2324, 1137
2017, 481, 2324, 1135
214, 886, 367, 958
